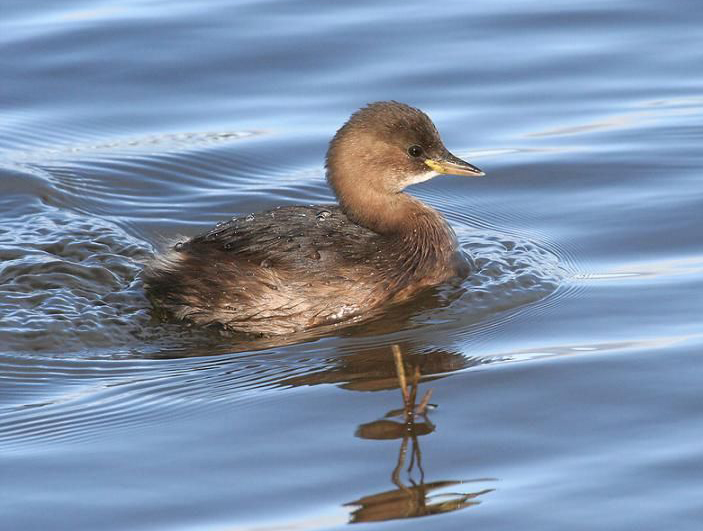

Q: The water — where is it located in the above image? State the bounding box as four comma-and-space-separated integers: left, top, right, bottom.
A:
1, 0, 702, 529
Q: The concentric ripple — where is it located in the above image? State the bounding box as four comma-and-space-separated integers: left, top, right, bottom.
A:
459, 228, 566, 311
0, 202, 152, 354
0, 349, 328, 451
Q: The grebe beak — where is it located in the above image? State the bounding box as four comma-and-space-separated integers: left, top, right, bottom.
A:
425, 152, 485, 177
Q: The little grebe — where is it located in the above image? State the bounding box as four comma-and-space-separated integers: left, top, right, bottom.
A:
144, 101, 484, 335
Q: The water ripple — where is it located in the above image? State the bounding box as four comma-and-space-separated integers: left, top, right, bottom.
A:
0, 202, 153, 354
0, 350, 332, 451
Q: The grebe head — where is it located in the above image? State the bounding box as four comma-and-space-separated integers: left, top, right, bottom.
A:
325, 101, 484, 201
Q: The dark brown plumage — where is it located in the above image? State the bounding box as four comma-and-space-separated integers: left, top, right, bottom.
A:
144, 101, 484, 335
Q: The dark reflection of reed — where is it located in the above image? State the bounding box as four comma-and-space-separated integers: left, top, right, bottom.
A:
343, 345, 495, 523
284, 343, 495, 523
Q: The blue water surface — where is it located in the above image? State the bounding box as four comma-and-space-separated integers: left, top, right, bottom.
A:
1, 0, 702, 530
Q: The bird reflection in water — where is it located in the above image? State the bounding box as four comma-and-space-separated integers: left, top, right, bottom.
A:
344, 345, 495, 523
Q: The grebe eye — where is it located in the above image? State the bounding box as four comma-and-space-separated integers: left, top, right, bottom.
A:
408, 145, 423, 158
